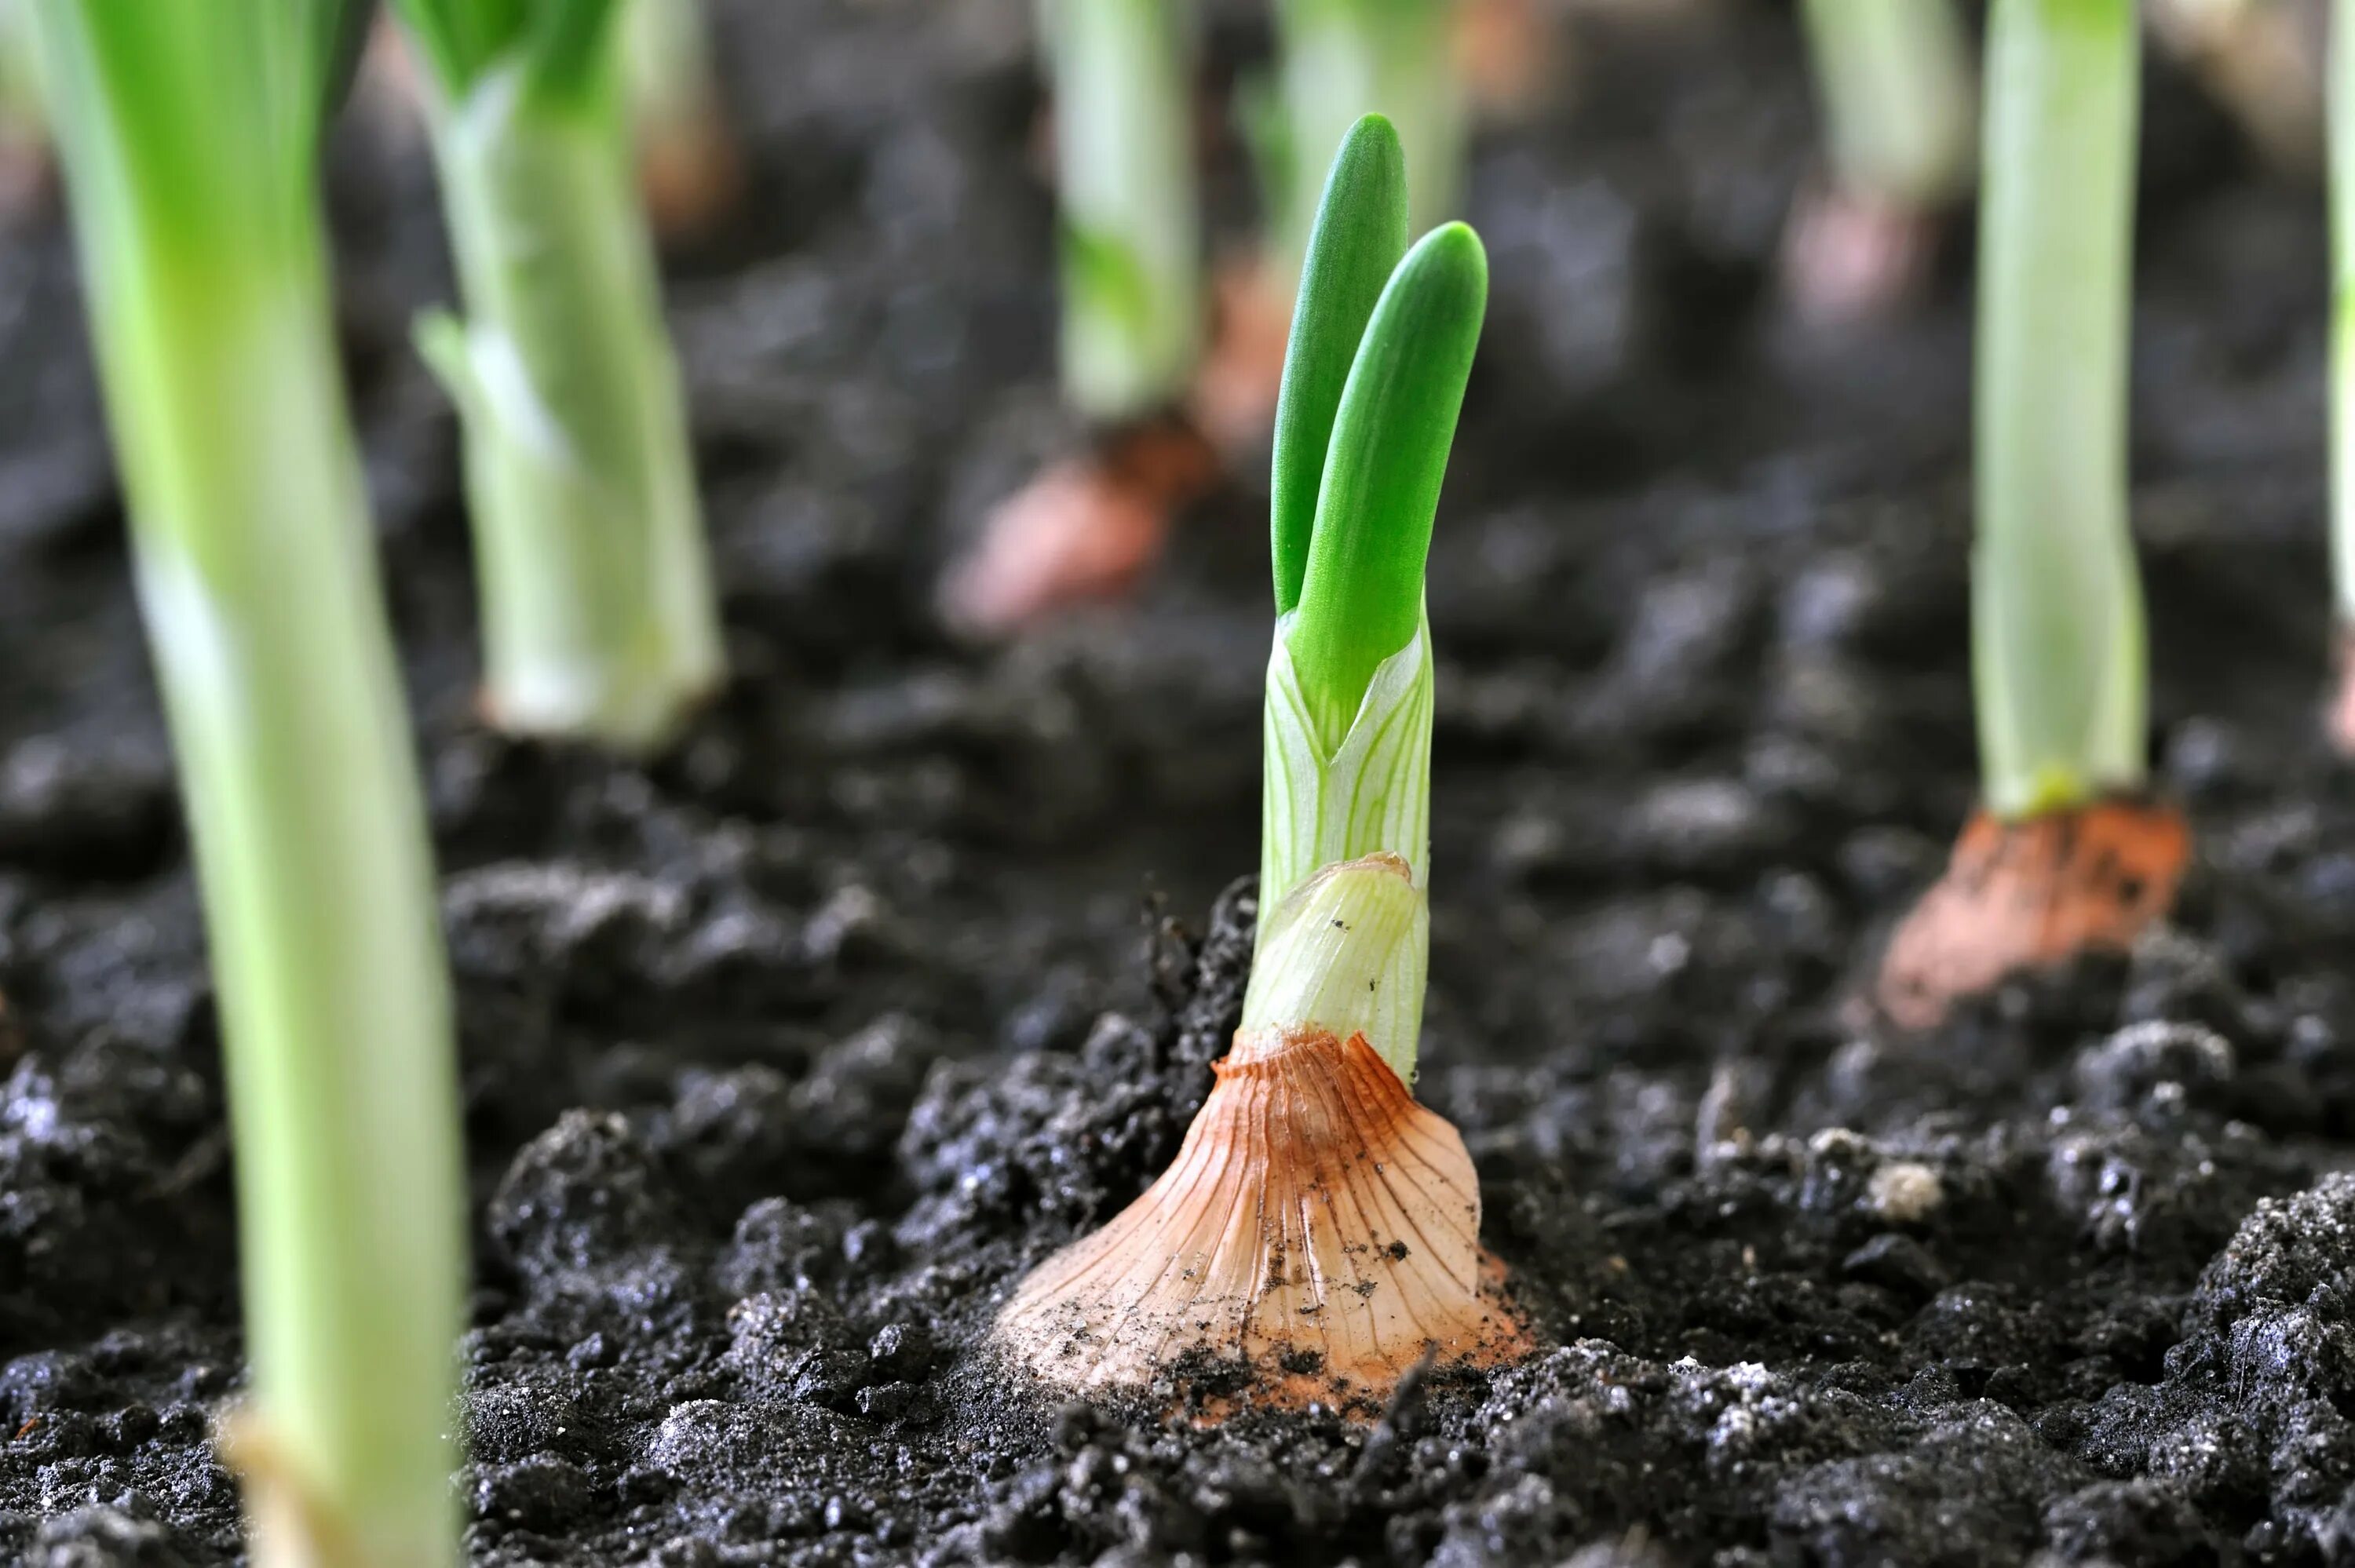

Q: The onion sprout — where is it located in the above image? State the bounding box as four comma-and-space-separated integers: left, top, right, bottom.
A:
994, 118, 1523, 1412
30, 4, 465, 1564
1973, 0, 2145, 820
1260, 118, 1484, 1082
396, 0, 723, 750
1875, 0, 2188, 1029
1042, 0, 1201, 423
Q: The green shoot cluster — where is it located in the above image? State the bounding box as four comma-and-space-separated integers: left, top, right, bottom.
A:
29, 3, 464, 1565
1973, 0, 2146, 819
397, 0, 723, 751
1254, 114, 1486, 1081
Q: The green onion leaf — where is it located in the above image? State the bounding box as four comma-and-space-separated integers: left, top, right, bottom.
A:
1286, 218, 1486, 751
390, 0, 528, 99
1270, 111, 1408, 618
521, 0, 621, 108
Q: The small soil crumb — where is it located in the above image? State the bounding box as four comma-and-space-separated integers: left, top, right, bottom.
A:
1868, 1161, 1944, 1223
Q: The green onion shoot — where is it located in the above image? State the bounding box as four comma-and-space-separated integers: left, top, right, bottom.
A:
995, 116, 1528, 1413
621, 0, 740, 239
30, 3, 466, 1563
1876, 0, 2189, 1028
1786, 0, 1976, 323
938, 0, 1218, 634
395, 0, 724, 751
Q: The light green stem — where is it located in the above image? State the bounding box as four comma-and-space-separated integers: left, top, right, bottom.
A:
2332, 0, 2355, 623
419, 60, 721, 750
1973, 0, 2145, 819
1273, 0, 1462, 282
1044, 0, 1200, 421
37, 43, 463, 1568
1799, 0, 1976, 210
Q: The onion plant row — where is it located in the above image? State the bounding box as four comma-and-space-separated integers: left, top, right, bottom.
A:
20, 2, 2334, 1559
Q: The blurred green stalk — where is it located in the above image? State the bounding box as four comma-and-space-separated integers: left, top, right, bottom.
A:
29, 5, 464, 1565
400, 0, 723, 752
1260, 115, 1485, 1081
1799, 0, 1976, 212
1269, 0, 1462, 283
1042, 0, 1201, 421
1973, 0, 2146, 819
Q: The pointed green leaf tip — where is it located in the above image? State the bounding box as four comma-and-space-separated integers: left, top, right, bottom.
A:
1271, 113, 1410, 618
1284, 216, 1487, 747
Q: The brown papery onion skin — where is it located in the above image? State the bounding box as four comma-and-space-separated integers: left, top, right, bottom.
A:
993, 1024, 1532, 1417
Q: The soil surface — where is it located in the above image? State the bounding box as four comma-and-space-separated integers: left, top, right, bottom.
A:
3, 2, 2352, 1564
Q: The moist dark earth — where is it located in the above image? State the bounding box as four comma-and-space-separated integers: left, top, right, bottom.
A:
2, 2, 2351, 1564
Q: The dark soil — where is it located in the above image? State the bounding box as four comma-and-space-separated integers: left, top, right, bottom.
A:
2, 2, 2351, 1563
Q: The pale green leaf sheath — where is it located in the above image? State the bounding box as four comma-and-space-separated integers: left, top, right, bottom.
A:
1261, 613, 1434, 903
400, 0, 721, 752
1242, 850, 1429, 1080
1974, 0, 2145, 819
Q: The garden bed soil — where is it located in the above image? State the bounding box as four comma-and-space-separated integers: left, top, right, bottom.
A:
4, 2, 2354, 1564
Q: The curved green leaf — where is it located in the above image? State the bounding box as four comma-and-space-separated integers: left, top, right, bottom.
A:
1286, 219, 1485, 747
1269, 111, 1406, 617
